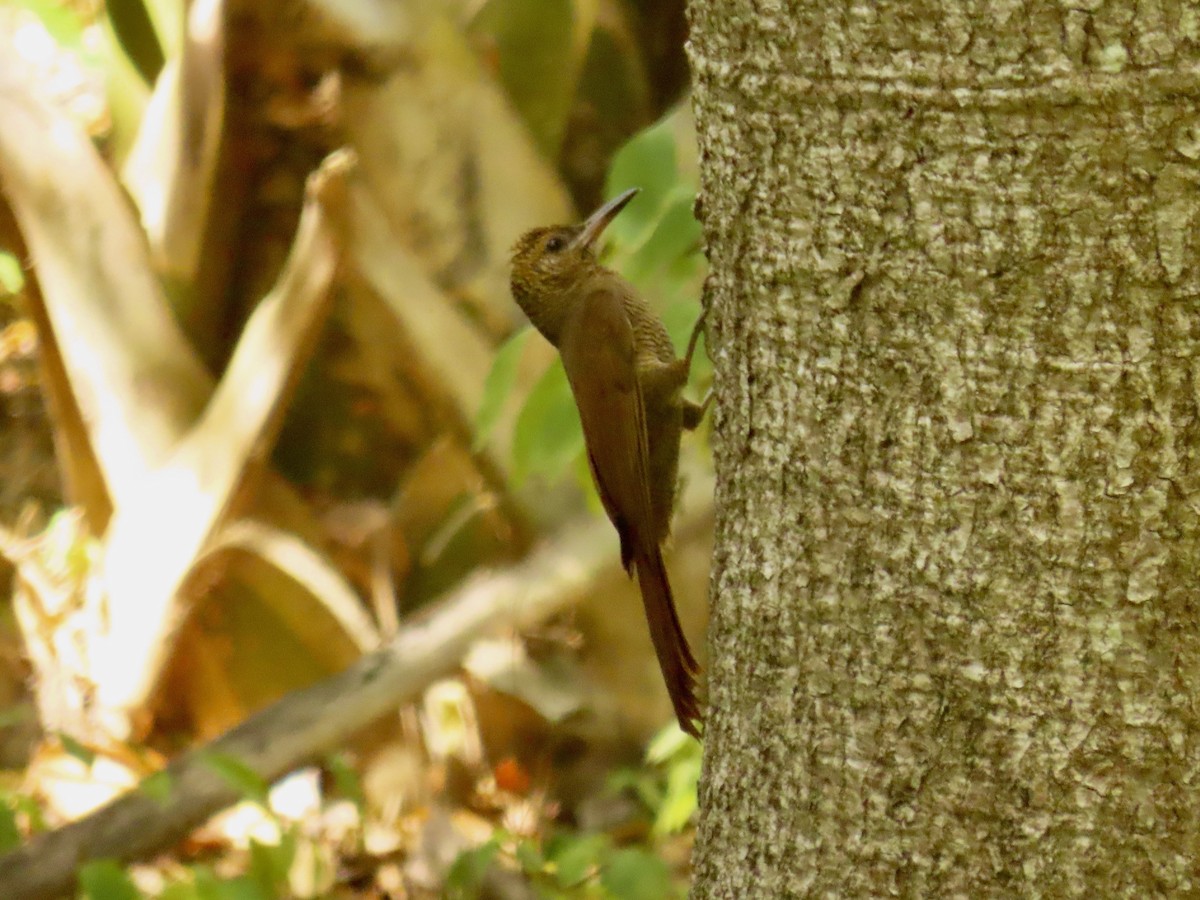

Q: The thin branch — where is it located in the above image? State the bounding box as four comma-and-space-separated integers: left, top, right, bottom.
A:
0, 472, 712, 900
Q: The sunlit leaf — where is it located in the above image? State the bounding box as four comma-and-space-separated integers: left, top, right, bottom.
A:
11, 0, 92, 58
512, 359, 583, 485
600, 848, 673, 900
475, 327, 531, 450
645, 721, 694, 764
0, 252, 24, 295
77, 859, 141, 900
654, 754, 700, 836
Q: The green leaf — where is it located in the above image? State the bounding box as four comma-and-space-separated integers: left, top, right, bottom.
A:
0, 252, 24, 295
78, 859, 141, 900
201, 751, 270, 807
515, 838, 544, 875
654, 755, 699, 836
0, 797, 20, 852
645, 722, 694, 765
0, 705, 31, 729
106, 0, 165, 84
248, 832, 296, 896
662, 295, 708, 363
137, 769, 174, 806
475, 328, 531, 450
10, 793, 45, 833
511, 359, 584, 485
11, 0, 90, 56
604, 120, 678, 249
445, 839, 501, 897
192, 867, 270, 900
57, 733, 96, 768
158, 882, 202, 900
547, 831, 609, 886
600, 848, 673, 900
624, 188, 703, 288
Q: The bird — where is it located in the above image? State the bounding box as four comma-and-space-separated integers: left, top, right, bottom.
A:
510, 188, 708, 737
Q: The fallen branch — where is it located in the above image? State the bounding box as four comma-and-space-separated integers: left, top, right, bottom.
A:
0, 472, 712, 899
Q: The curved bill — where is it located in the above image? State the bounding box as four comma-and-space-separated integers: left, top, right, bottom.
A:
571, 187, 639, 251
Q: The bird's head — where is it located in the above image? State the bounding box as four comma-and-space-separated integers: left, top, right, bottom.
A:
510, 188, 638, 316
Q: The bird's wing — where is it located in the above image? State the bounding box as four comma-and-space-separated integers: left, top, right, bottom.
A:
558, 282, 654, 572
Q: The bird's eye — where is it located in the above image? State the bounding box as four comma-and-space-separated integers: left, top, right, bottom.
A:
544, 235, 566, 253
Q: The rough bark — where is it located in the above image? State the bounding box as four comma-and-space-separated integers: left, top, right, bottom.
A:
689, 2, 1200, 896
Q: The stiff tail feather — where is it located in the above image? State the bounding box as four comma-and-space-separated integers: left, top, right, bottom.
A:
635, 548, 702, 737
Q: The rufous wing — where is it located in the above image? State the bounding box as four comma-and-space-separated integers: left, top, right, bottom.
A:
558, 284, 702, 736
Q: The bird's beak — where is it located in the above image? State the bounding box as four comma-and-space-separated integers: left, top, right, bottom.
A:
571, 187, 639, 251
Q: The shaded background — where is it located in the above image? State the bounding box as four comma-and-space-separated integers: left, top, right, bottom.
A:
0, 0, 713, 895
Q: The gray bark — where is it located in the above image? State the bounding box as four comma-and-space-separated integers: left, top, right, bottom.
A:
688, 2, 1200, 896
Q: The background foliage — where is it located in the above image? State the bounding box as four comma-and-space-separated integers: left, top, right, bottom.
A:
0, 0, 710, 895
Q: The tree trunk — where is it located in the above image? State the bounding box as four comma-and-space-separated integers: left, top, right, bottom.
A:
689, 2, 1200, 895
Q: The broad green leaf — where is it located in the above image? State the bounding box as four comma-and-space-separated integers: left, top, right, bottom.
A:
515, 838, 544, 874
654, 755, 699, 836
192, 867, 269, 900
201, 751, 270, 807
445, 839, 501, 897
158, 882, 202, 900
600, 848, 673, 900
646, 722, 693, 764
662, 294, 708, 360
248, 832, 296, 896
512, 359, 584, 485
475, 328, 531, 450
624, 188, 703, 288
0, 797, 20, 852
547, 831, 609, 886
77, 860, 141, 900
139, 0, 184, 60
106, 0, 165, 84
604, 119, 678, 248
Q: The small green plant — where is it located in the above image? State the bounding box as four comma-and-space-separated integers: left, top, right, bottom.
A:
447, 722, 698, 898
446, 827, 678, 900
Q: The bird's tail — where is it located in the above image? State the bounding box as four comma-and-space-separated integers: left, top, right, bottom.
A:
635, 547, 702, 737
